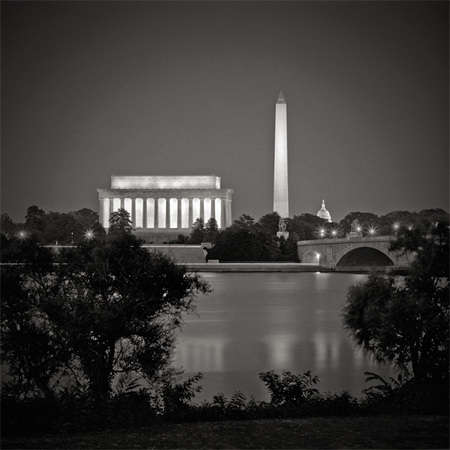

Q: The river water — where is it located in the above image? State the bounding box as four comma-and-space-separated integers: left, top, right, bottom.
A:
174, 272, 395, 403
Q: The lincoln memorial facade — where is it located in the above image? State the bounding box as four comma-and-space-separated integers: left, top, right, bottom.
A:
97, 175, 233, 238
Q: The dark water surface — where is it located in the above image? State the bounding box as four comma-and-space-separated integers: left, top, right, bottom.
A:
175, 272, 395, 402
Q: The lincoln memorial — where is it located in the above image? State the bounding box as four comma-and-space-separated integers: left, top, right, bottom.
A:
98, 175, 233, 240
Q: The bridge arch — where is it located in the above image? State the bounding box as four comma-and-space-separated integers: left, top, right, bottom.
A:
336, 247, 394, 267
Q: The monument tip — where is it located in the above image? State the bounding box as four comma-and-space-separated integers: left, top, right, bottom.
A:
277, 91, 286, 104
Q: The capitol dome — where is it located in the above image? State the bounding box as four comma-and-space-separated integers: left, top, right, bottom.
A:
317, 199, 332, 222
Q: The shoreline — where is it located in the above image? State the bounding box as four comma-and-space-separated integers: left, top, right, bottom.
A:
184, 263, 330, 272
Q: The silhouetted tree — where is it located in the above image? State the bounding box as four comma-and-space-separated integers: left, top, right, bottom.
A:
258, 212, 281, 235
204, 218, 219, 243
1, 213, 17, 238
109, 208, 133, 234
1, 232, 210, 401
188, 217, 205, 244
290, 214, 326, 240
343, 222, 449, 385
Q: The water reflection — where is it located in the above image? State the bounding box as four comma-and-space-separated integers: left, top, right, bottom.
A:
175, 272, 394, 402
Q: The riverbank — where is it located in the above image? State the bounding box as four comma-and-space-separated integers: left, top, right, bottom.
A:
2, 415, 448, 449
184, 262, 327, 272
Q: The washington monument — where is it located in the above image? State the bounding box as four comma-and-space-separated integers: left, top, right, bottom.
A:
273, 91, 289, 218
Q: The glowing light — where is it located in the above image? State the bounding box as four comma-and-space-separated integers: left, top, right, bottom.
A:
146, 198, 155, 228
331, 229, 337, 237
393, 222, 400, 230
319, 228, 326, 238
316, 252, 321, 259
18, 230, 27, 239
84, 230, 94, 240
170, 198, 178, 228
158, 198, 166, 228
181, 198, 189, 228
368, 226, 377, 236
103, 198, 110, 227
111, 175, 221, 190
135, 198, 143, 228
356, 226, 362, 232
215, 198, 222, 228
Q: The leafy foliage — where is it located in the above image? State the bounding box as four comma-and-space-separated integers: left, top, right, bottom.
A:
1, 231, 210, 403
108, 208, 133, 234
259, 370, 319, 406
188, 217, 205, 244
343, 220, 449, 385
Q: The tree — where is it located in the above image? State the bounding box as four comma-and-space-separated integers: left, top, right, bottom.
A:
1, 242, 69, 399
228, 214, 255, 232
1, 232, 210, 401
290, 214, 325, 240
1, 213, 17, 238
109, 208, 133, 234
376, 211, 419, 236
339, 211, 379, 236
188, 218, 205, 244
204, 218, 219, 243
342, 220, 449, 385
258, 212, 281, 235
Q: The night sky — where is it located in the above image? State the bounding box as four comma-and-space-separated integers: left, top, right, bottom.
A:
2, 1, 448, 224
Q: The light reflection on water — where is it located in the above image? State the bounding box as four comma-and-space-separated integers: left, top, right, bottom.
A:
175, 272, 395, 402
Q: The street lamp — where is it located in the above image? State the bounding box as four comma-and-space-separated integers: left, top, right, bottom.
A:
84, 230, 94, 240
393, 222, 400, 234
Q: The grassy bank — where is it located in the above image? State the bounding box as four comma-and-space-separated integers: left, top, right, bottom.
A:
2, 415, 449, 449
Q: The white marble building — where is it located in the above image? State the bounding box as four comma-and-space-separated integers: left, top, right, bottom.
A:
98, 175, 233, 238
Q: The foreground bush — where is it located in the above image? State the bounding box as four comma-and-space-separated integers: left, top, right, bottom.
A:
2, 370, 447, 436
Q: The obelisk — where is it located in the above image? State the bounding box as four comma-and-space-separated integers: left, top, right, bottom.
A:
273, 90, 289, 218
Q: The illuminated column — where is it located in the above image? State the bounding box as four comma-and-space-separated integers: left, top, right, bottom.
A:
135, 198, 143, 228
159, 198, 167, 228
225, 199, 232, 227
273, 91, 289, 218
177, 199, 182, 229
221, 199, 226, 229
120, 198, 125, 209
181, 198, 189, 228
99, 198, 105, 227
102, 198, 111, 228
189, 198, 194, 227
204, 198, 211, 222
215, 198, 221, 228
169, 198, 178, 229
146, 198, 155, 228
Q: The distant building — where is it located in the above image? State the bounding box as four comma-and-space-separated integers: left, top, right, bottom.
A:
98, 175, 233, 241
317, 199, 332, 222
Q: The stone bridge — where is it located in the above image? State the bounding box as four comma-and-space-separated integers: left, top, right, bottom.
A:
297, 236, 414, 271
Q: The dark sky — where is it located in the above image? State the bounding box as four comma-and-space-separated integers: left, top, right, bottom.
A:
2, 1, 449, 223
